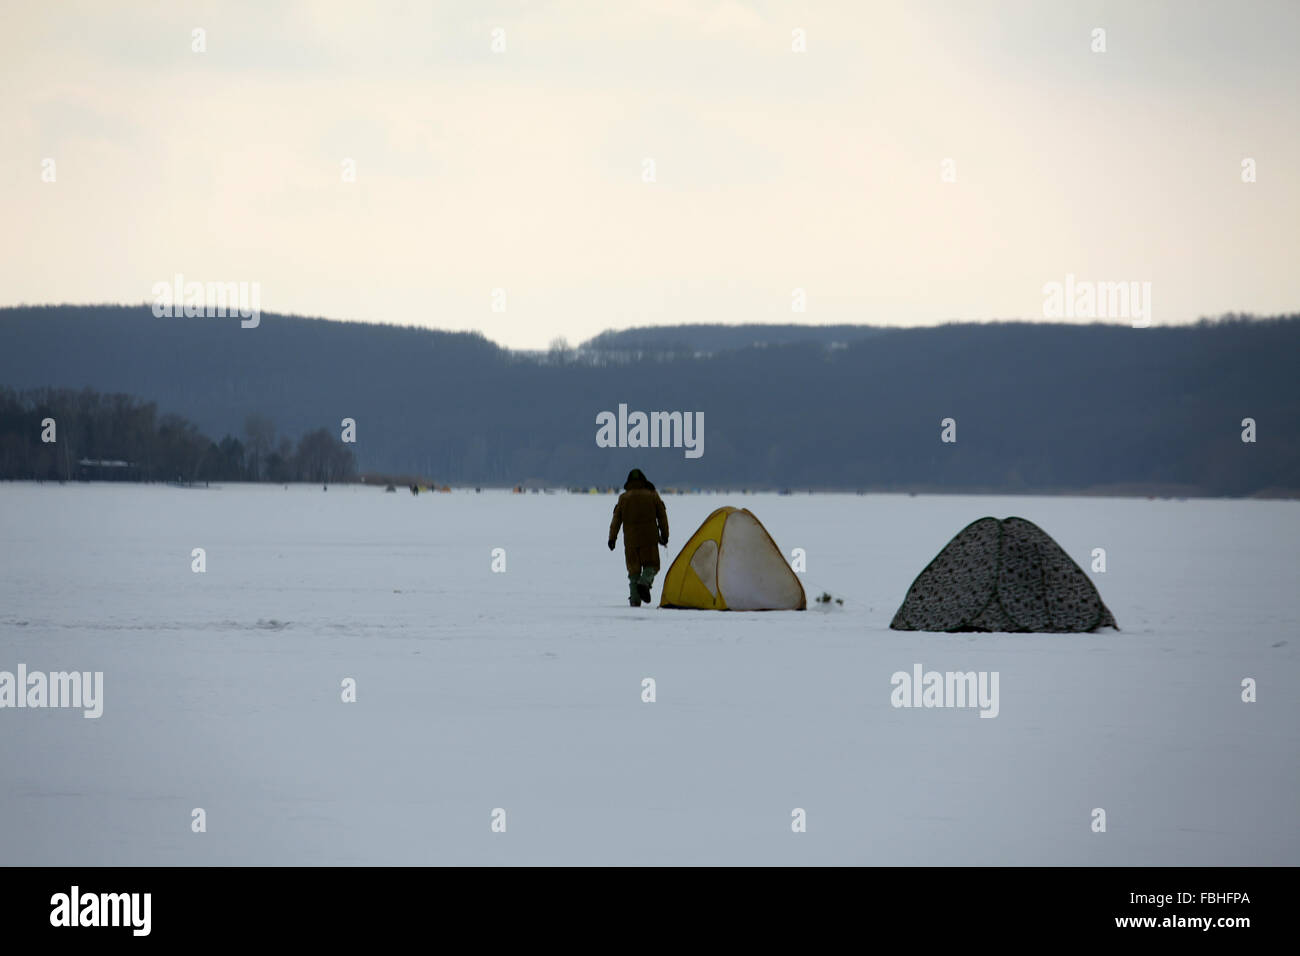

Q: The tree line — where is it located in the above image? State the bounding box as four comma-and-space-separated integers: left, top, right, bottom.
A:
1, 306, 1298, 495
0, 387, 356, 484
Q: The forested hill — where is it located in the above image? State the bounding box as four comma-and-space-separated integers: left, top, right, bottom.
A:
580, 323, 890, 355
1, 305, 1297, 495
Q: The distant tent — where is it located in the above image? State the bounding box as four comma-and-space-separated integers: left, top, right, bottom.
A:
890, 517, 1117, 633
660, 507, 806, 610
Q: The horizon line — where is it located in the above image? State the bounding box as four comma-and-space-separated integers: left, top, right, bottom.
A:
2, 300, 1296, 353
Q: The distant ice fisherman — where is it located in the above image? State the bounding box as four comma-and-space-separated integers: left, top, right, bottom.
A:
607, 469, 669, 607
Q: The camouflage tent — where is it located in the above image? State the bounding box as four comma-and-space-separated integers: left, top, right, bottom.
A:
890, 517, 1117, 633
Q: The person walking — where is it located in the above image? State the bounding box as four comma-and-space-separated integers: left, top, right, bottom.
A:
608, 468, 669, 606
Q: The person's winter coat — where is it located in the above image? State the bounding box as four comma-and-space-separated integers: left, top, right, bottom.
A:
608, 469, 669, 575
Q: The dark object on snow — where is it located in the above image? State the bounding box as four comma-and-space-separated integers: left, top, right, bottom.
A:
890, 517, 1117, 633
815, 592, 843, 606
611, 469, 669, 605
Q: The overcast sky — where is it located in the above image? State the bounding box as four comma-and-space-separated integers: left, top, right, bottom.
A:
3, 0, 1297, 348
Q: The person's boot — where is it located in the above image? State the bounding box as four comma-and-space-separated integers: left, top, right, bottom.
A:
629, 576, 641, 607
637, 567, 655, 605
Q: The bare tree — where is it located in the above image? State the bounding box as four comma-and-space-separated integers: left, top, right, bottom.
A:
243, 414, 275, 481
548, 336, 573, 366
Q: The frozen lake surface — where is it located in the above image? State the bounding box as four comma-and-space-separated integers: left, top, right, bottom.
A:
1, 483, 1296, 865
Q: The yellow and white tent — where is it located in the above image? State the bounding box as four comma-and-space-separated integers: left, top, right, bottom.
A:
659, 507, 806, 610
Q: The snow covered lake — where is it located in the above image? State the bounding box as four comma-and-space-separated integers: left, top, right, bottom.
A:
1, 483, 1296, 865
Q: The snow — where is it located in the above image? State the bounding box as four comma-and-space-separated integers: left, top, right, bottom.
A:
1, 483, 1296, 865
